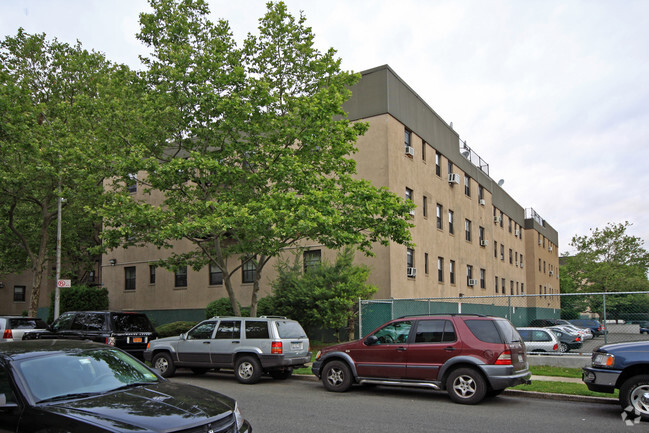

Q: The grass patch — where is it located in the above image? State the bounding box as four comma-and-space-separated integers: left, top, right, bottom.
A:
512, 381, 618, 398
529, 365, 583, 378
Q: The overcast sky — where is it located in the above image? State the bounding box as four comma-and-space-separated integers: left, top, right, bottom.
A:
2, 0, 648, 255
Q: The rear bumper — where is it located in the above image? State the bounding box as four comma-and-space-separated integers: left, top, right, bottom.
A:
480, 365, 532, 390
259, 353, 312, 369
582, 367, 619, 393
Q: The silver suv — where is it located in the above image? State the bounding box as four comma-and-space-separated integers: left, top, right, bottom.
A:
144, 316, 311, 384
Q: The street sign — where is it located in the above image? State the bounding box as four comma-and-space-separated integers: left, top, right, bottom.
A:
57, 279, 71, 288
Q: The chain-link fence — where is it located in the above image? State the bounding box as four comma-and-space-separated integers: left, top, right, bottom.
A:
359, 291, 649, 354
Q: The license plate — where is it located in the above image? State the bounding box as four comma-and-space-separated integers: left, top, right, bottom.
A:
291, 342, 303, 351
129, 337, 145, 344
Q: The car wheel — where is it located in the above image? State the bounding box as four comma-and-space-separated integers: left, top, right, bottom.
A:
446, 368, 487, 405
321, 360, 352, 392
559, 342, 569, 353
152, 352, 176, 378
191, 368, 209, 375
269, 368, 293, 380
235, 356, 263, 384
620, 375, 649, 420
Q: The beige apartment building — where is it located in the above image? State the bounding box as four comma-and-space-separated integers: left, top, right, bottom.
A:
0, 65, 559, 324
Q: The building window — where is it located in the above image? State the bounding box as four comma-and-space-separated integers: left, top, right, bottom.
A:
127, 173, 137, 193
304, 250, 321, 272
424, 253, 429, 274
502, 278, 506, 294
422, 141, 427, 161
149, 265, 156, 285
480, 269, 486, 289
466, 265, 473, 286
209, 263, 223, 285
437, 257, 444, 282
404, 129, 411, 151
436, 204, 443, 229
464, 175, 471, 196
521, 283, 525, 294
494, 241, 498, 258
13, 286, 26, 302
509, 249, 513, 264
500, 244, 505, 261
465, 219, 472, 242
515, 252, 519, 266
448, 210, 454, 234
508, 218, 512, 233
88, 271, 95, 283
407, 248, 414, 269
242, 258, 256, 283
520, 254, 524, 268
435, 152, 441, 176
422, 196, 428, 218
478, 185, 484, 202
500, 211, 504, 228
449, 260, 455, 284
495, 276, 499, 293
510, 280, 514, 295
405, 187, 413, 202
516, 281, 520, 295
448, 161, 453, 176
479, 226, 485, 245
175, 266, 188, 287
125, 266, 136, 291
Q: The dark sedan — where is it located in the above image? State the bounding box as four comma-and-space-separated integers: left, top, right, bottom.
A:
0, 340, 251, 432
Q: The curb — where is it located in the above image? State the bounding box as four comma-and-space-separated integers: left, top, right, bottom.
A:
294, 374, 619, 405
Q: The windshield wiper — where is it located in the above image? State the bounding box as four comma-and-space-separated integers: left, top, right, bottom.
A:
37, 392, 102, 403
110, 382, 157, 392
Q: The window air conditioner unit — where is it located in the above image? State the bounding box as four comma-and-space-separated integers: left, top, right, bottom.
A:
479, 199, 486, 206
448, 173, 460, 184
515, 229, 520, 236
468, 279, 478, 286
405, 146, 415, 157
494, 216, 501, 223
549, 246, 553, 252
407, 267, 417, 278
409, 209, 415, 217
480, 240, 489, 247
549, 271, 554, 276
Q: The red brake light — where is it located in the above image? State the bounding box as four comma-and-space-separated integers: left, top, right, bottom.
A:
2, 329, 12, 339
553, 344, 558, 351
271, 341, 283, 354
495, 350, 512, 365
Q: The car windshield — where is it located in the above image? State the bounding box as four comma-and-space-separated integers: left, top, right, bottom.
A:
275, 321, 307, 339
16, 348, 159, 403
112, 313, 154, 332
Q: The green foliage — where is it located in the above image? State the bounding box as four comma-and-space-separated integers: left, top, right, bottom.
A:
205, 297, 250, 318
99, 0, 413, 317
270, 248, 376, 340
47, 285, 109, 323
156, 321, 198, 337
256, 296, 276, 316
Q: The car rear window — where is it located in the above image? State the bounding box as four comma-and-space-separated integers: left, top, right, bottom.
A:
465, 319, 504, 343
8, 318, 47, 329
112, 313, 154, 332
275, 320, 307, 339
245, 321, 269, 339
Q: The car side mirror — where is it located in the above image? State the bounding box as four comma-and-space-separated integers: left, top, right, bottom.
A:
179, 333, 186, 340
364, 335, 378, 346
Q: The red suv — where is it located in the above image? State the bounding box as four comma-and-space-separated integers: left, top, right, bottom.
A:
312, 314, 531, 404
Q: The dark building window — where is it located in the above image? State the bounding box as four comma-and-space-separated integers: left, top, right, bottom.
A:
175, 266, 188, 287
304, 250, 322, 272
242, 258, 256, 283
209, 263, 223, 285
13, 286, 26, 302
449, 260, 455, 284
149, 265, 156, 284
125, 266, 136, 291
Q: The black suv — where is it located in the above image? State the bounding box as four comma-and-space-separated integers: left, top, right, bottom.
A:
312, 314, 531, 405
23, 311, 157, 360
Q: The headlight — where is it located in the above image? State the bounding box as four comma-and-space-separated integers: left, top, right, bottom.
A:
592, 353, 615, 368
234, 402, 244, 430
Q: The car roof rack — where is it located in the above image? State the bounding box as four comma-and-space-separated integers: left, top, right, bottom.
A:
397, 313, 488, 319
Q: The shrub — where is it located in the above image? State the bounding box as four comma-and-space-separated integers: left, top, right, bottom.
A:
156, 321, 198, 337
48, 285, 109, 323
205, 297, 250, 318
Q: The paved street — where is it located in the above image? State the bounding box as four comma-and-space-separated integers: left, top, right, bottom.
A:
170, 371, 634, 433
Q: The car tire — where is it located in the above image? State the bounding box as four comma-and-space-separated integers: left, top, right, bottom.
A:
446, 367, 487, 405
191, 368, 209, 375
321, 360, 352, 392
235, 356, 263, 384
269, 368, 293, 380
559, 342, 569, 353
620, 374, 649, 420
486, 388, 505, 398
152, 352, 176, 378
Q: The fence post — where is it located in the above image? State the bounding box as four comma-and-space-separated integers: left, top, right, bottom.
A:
358, 298, 362, 339
602, 292, 608, 345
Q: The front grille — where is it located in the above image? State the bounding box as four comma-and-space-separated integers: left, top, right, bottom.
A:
174, 413, 236, 433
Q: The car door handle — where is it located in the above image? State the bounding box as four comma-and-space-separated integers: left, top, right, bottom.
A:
396, 347, 407, 352
232, 341, 240, 344
203, 341, 211, 344
444, 347, 457, 351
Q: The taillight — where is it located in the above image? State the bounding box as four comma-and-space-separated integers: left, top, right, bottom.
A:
576, 336, 581, 342
271, 341, 283, 354
2, 329, 12, 340
553, 344, 558, 351
495, 350, 512, 365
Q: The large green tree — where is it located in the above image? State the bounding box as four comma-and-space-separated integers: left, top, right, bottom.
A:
561, 221, 649, 320
0, 30, 145, 316
99, 0, 413, 316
